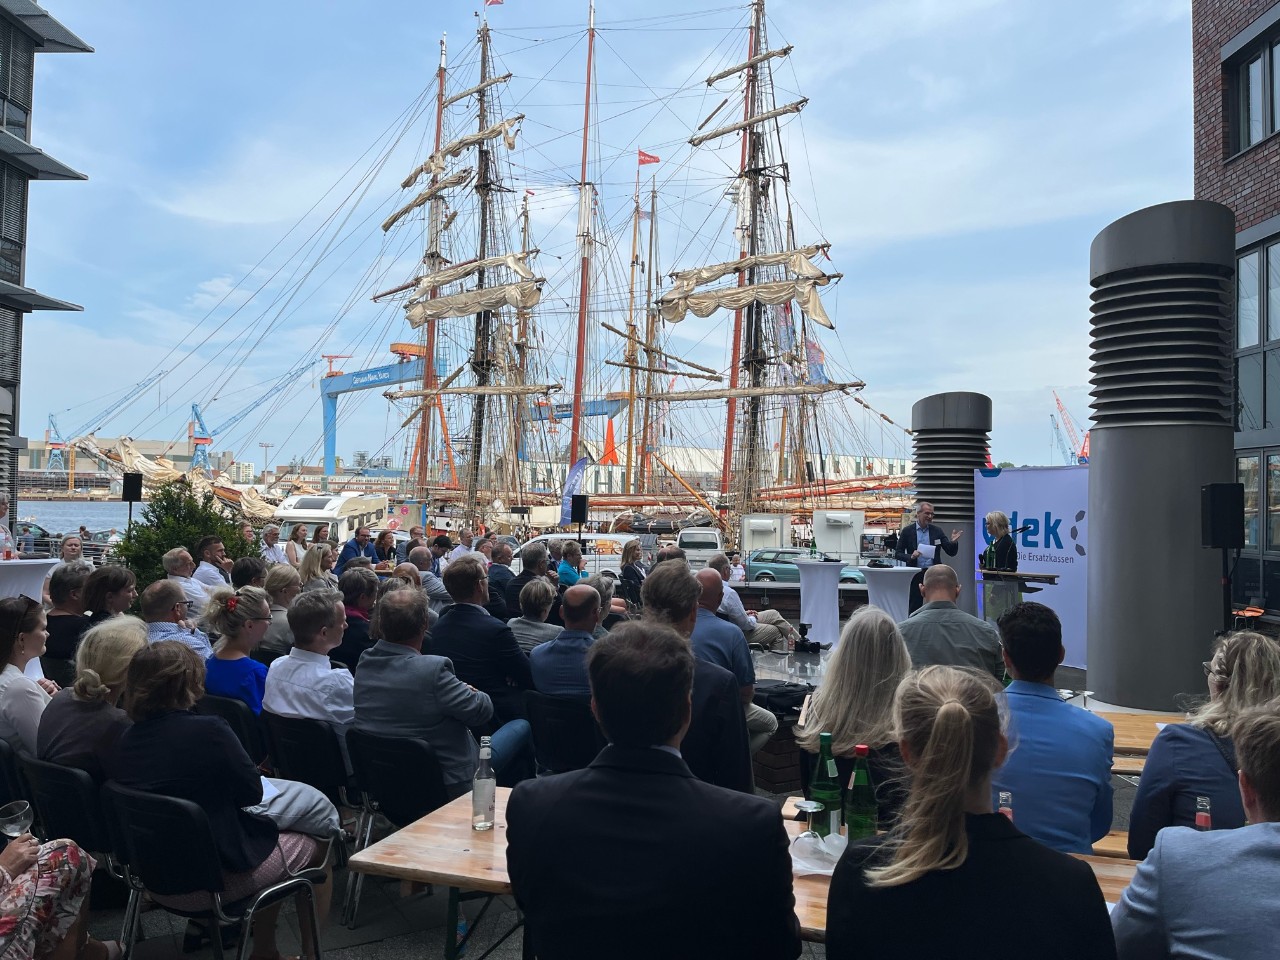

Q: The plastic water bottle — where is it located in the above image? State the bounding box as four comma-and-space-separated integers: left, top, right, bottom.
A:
998, 791, 1014, 821
471, 737, 495, 831
1195, 795, 1212, 831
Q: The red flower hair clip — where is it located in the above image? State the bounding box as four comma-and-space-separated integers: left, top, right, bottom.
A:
227, 596, 239, 612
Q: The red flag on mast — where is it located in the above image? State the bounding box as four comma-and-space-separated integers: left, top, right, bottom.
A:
638, 149, 660, 165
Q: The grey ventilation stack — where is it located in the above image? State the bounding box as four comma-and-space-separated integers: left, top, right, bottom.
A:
911, 392, 992, 616
1088, 200, 1235, 710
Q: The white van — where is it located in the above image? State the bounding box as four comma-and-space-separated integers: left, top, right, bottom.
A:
675, 527, 724, 570
273, 493, 390, 546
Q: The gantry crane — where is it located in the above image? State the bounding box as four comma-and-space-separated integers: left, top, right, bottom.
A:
190, 362, 318, 472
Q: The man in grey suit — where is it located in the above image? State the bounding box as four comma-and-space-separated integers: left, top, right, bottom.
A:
353, 589, 497, 798
1112, 703, 1280, 959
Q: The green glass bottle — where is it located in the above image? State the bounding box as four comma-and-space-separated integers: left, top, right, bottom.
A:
842, 743, 877, 840
809, 732, 842, 838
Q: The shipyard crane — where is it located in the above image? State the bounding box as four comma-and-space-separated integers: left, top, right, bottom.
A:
1052, 390, 1091, 465
1050, 414, 1074, 465
47, 371, 169, 489
190, 362, 318, 472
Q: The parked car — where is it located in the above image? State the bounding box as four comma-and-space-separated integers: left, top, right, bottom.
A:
11, 521, 59, 557
83, 529, 122, 564
745, 548, 865, 584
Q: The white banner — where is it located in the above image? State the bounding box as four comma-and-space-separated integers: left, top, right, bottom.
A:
974, 466, 1089, 669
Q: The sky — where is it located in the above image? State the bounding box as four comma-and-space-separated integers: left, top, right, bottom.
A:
19, 0, 1192, 475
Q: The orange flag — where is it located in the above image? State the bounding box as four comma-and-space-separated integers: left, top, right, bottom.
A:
600, 419, 620, 465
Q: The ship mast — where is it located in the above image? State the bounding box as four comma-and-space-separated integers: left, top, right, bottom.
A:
412, 34, 448, 500
638, 178, 658, 493
623, 167, 641, 493
464, 23, 496, 524
568, 0, 596, 465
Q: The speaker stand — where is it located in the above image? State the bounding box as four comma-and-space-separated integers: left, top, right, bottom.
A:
1220, 546, 1231, 634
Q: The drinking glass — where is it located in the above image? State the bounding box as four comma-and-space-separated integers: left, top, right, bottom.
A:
792, 799, 824, 843
0, 800, 34, 840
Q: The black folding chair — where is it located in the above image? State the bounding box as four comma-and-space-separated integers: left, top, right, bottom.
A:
525, 691, 606, 775
103, 782, 331, 960
195, 695, 270, 766
0, 738, 27, 809
342, 729, 449, 929
262, 713, 356, 810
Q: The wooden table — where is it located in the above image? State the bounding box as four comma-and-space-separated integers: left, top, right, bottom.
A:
1096, 711, 1186, 756
350, 788, 1139, 951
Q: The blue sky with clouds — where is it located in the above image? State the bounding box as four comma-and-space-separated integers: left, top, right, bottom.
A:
20, 0, 1191, 473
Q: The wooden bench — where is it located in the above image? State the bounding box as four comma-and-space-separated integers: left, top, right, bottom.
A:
1092, 830, 1131, 859
1111, 756, 1145, 777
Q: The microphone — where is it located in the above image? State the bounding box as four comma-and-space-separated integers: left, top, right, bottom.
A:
1012, 525, 1032, 534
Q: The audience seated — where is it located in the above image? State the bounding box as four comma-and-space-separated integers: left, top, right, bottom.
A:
108, 642, 335, 960
1112, 703, 1280, 959
40, 563, 92, 688
991, 602, 1112, 854
691, 569, 777, 757
390, 562, 420, 586
334, 526, 377, 576
1127, 630, 1280, 859
508, 579, 561, 654
333, 568, 378, 672
505, 543, 562, 626
706, 553, 794, 649
428, 534, 451, 576
896, 565, 1003, 679
0, 835, 114, 960
653, 545, 687, 565
507, 621, 801, 960
827, 665, 1117, 960
489, 543, 515, 597
231, 556, 268, 591
37, 616, 146, 782
582, 573, 626, 635
299, 543, 338, 592
0, 597, 55, 755
260, 524, 289, 566
264, 590, 353, 760
432, 556, 534, 725
641, 561, 753, 793
353, 589, 527, 795
140, 581, 212, 658
408, 545, 454, 611
529, 585, 599, 699
41, 534, 92, 606
162, 546, 209, 614
796, 606, 911, 829
258, 563, 301, 664
202, 586, 272, 714
556, 541, 584, 587
619, 539, 647, 588
83, 566, 137, 629
192, 535, 231, 589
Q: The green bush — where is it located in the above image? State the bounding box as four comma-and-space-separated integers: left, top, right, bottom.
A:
114, 480, 255, 590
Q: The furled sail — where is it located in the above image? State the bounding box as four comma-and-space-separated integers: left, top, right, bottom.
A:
637, 381, 861, 402
442, 72, 512, 108
410, 251, 535, 300
689, 100, 806, 147
705, 46, 792, 85
404, 280, 542, 327
401, 114, 524, 188
381, 168, 474, 233
666, 244, 829, 298
658, 275, 841, 328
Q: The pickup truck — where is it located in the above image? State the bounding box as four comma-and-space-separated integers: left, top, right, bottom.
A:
675, 527, 724, 570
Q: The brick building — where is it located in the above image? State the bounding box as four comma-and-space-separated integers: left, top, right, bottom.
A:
1195, 0, 1280, 605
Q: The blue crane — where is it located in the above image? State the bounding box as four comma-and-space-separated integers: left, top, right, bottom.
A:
46, 370, 169, 474
190, 362, 319, 472
1049, 414, 1073, 466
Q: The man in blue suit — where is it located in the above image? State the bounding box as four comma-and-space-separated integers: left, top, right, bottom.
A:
1112, 703, 1280, 959
334, 525, 378, 575
895, 501, 963, 614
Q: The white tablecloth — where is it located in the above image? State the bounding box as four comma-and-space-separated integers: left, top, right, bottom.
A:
0, 558, 58, 602
793, 559, 843, 647
858, 565, 920, 624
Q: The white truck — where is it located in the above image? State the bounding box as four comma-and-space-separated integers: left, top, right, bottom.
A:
675, 527, 724, 570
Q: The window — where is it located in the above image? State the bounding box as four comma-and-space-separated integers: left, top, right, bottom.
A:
1241, 454, 1261, 548
1239, 353, 1264, 430
1270, 454, 1280, 548
1244, 55, 1266, 148
1240, 250, 1261, 347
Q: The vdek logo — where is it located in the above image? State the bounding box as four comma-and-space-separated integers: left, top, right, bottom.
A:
352, 370, 393, 386
983, 510, 1087, 556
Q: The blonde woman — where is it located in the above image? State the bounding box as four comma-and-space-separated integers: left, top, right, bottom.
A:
284, 524, 309, 567
259, 564, 302, 665
980, 510, 1019, 621
796, 607, 911, 828
36, 616, 146, 783
202, 587, 272, 715
826, 666, 1116, 959
1127, 630, 1280, 859
299, 543, 338, 592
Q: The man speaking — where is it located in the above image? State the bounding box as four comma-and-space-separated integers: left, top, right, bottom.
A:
895, 501, 962, 614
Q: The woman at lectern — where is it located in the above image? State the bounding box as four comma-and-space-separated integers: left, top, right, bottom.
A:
980, 511, 1019, 622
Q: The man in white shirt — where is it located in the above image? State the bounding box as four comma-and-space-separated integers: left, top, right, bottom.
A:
447, 528, 474, 565
706, 553, 793, 650
192, 535, 232, 589
264, 588, 354, 732
162, 547, 211, 615
141, 580, 213, 658
260, 524, 289, 565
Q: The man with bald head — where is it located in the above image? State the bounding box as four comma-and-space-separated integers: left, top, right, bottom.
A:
408, 545, 455, 611
391, 562, 421, 586
690, 568, 777, 756
529, 583, 600, 699
897, 563, 1004, 679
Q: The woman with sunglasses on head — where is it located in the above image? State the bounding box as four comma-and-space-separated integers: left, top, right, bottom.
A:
1127, 630, 1280, 860
202, 587, 272, 715
0, 597, 58, 755
298, 543, 338, 593
826, 665, 1116, 959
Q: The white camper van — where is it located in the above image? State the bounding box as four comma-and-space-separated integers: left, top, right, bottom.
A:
273, 493, 389, 546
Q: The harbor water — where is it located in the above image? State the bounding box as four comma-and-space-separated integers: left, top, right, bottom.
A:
17, 500, 133, 534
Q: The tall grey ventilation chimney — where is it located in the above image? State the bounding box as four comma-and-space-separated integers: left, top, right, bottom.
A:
911, 392, 992, 616
1087, 200, 1235, 710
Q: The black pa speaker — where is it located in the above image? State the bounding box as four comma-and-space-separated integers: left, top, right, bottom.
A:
570, 494, 589, 525
1201, 483, 1244, 549
121, 472, 144, 504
